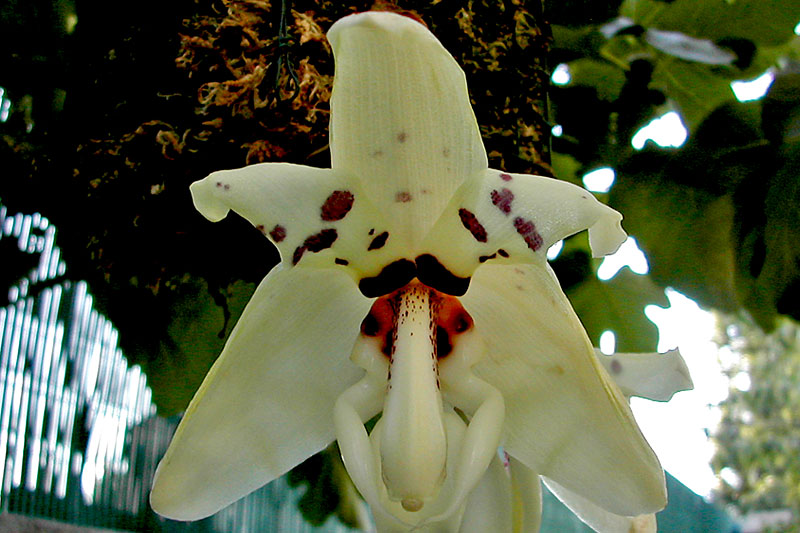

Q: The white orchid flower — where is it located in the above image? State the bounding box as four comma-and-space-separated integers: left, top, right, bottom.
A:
537, 349, 693, 533
150, 11, 677, 531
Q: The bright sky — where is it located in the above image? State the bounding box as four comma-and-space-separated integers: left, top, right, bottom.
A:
636, 289, 727, 498
593, 245, 728, 499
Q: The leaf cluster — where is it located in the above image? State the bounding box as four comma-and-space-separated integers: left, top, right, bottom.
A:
549, 0, 800, 352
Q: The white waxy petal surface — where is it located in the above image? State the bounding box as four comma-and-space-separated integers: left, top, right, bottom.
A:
463, 263, 666, 516
543, 477, 657, 533
508, 457, 543, 533
424, 170, 626, 278
457, 454, 513, 533
190, 163, 402, 278
328, 12, 488, 250
597, 349, 693, 402
150, 266, 370, 520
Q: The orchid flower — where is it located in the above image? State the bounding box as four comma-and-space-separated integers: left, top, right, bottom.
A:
150, 11, 684, 531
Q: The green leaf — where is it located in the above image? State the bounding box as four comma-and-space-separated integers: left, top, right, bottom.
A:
610, 160, 740, 314
566, 58, 628, 101
568, 269, 668, 352
146, 278, 255, 415
620, 0, 800, 47
552, 151, 583, 186
651, 57, 736, 129
734, 142, 800, 329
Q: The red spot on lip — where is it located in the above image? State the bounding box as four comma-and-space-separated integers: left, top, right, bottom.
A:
437, 295, 473, 335
513, 217, 544, 251
458, 208, 488, 243
321, 190, 354, 221
491, 188, 514, 215
360, 282, 473, 360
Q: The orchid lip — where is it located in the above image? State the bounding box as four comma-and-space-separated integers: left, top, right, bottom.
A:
334, 279, 505, 527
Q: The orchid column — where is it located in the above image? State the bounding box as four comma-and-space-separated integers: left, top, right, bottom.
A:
150, 11, 678, 532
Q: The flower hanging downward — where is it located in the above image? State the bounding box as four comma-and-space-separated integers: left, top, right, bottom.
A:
150, 11, 682, 531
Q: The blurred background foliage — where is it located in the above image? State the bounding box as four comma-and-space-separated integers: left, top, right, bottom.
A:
1, 0, 800, 528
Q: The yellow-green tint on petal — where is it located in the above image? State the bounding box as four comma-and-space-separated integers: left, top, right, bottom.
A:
509, 458, 543, 533
457, 454, 514, 533
463, 263, 666, 516
328, 12, 488, 249
543, 477, 657, 533
150, 267, 370, 520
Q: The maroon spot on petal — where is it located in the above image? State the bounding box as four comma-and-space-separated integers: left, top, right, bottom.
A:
490, 188, 514, 215
369, 228, 375, 236
304, 228, 338, 252
269, 224, 287, 243
256, 224, 266, 235
335, 258, 349, 266
513, 217, 544, 252
610, 359, 623, 375
368, 231, 390, 251
215, 181, 231, 191
395, 191, 412, 203
497, 249, 509, 258
397, 132, 408, 143
292, 246, 306, 265
478, 253, 497, 263
499, 173, 513, 182
458, 208, 488, 243
321, 190, 354, 221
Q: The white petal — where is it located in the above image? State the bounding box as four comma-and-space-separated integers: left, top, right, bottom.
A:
508, 457, 543, 533
462, 263, 666, 516
457, 454, 513, 533
543, 477, 657, 533
327, 12, 488, 249
423, 170, 626, 278
596, 349, 694, 402
191, 163, 407, 279
150, 266, 370, 520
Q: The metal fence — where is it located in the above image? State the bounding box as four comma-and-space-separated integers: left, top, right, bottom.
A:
0, 203, 356, 532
